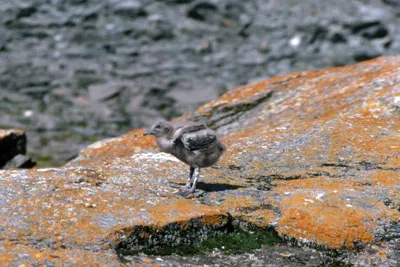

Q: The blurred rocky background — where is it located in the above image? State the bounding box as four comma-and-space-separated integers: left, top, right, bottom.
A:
0, 0, 399, 166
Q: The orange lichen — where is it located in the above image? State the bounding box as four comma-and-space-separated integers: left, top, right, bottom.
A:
220, 195, 258, 212
278, 193, 375, 249
70, 128, 157, 166
273, 177, 356, 193
236, 209, 276, 228
197, 71, 324, 114
327, 116, 400, 163
364, 170, 400, 186
144, 199, 225, 230
376, 250, 387, 260
201, 214, 228, 226
143, 258, 153, 263
0, 245, 124, 266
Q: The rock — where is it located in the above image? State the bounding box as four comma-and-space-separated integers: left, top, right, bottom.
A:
70, 0, 89, 4
0, 30, 10, 51
0, 0, 400, 171
88, 83, 123, 102
353, 48, 382, 62
15, 3, 37, 20
124, 244, 340, 266
361, 24, 389, 40
1, 57, 397, 265
146, 15, 175, 40
329, 31, 347, 43
141, 87, 177, 118
345, 20, 389, 39
163, 0, 196, 3
113, 1, 147, 18
382, 0, 400, 7
196, 39, 213, 54
187, 1, 218, 21
3, 154, 36, 169
0, 129, 26, 168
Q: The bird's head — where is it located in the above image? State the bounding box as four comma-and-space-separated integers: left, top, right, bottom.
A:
143, 120, 172, 137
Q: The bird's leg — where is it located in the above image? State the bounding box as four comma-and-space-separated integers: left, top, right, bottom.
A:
189, 168, 200, 193
175, 167, 203, 197
185, 167, 194, 189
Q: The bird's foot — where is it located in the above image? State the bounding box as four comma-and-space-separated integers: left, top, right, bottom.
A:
175, 189, 204, 198
169, 182, 183, 189
168, 182, 191, 189
175, 188, 193, 197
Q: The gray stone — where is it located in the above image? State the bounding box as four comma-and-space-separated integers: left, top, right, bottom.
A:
88, 83, 123, 102
0, 129, 27, 169
3, 154, 36, 169
113, 1, 147, 18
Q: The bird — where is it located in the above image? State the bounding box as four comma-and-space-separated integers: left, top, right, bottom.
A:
143, 120, 226, 195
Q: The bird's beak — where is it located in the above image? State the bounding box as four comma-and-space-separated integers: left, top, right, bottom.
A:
143, 128, 154, 136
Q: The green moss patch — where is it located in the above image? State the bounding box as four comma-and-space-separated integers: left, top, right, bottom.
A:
119, 229, 280, 257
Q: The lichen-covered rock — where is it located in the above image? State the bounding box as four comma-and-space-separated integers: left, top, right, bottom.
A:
1, 0, 400, 166
1, 57, 399, 266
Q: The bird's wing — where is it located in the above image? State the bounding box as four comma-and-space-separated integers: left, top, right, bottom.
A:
172, 124, 207, 138
172, 124, 217, 152
181, 130, 217, 151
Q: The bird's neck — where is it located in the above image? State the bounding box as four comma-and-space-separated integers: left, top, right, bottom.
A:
156, 135, 173, 152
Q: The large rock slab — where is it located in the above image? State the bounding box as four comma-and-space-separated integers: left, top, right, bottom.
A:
1, 0, 400, 166
1, 57, 399, 266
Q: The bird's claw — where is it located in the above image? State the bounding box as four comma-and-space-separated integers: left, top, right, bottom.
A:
175, 189, 193, 197
175, 189, 204, 198
169, 182, 183, 189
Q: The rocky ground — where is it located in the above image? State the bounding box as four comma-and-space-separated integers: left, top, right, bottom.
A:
123, 245, 348, 267
0, 57, 398, 266
0, 0, 399, 166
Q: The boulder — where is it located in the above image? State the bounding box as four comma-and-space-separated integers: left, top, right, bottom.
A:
3, 154, 36, 169
1, 57, 399, 266
113, 1, 147, 18
1, 0, 400, 167
0, 129, 27, 168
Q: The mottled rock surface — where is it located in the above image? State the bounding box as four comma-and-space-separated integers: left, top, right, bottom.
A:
1, 57, 399, 266
0, 0, 399, 166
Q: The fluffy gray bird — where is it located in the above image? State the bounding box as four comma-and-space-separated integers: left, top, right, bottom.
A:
143, 120, 226, 195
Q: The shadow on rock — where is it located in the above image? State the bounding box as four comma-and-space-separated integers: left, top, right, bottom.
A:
195, 182, 244, 192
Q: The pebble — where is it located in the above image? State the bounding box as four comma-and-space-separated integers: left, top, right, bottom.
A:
289, 35, 302, 47
84, 202, 97, 208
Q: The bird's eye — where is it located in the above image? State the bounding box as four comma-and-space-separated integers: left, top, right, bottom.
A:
155, 125, 161, 129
